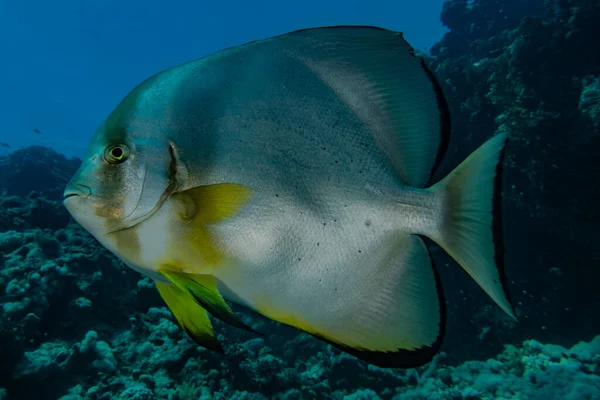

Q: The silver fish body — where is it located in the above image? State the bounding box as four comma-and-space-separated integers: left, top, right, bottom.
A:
64, 26, 515, 368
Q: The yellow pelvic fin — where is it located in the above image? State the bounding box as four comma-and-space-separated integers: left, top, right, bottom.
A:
160, 268, 258, 334
171, 183, 252, 266
155, 281, 223, 353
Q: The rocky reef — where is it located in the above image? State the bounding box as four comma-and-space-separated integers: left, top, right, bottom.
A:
424, 0, 600, 363
1, 0, 599, 398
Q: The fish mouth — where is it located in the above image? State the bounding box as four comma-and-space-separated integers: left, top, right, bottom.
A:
63, 184, 92, 200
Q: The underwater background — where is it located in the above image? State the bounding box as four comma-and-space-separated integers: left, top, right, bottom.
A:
0, 0, 599, 399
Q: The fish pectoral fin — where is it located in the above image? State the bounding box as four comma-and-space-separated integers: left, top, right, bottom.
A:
155, 281, 223, 353
259, 234, 445, 369
172, 183, 252, 224
160, 268, 259, 334
170, 183, 252, 266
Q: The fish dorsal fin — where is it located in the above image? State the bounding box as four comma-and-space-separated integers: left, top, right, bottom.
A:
278, 26, 450, 187
160, 268, 259, 334
155, 280, 223, 353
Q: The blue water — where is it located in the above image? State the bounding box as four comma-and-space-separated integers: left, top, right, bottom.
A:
0, 0, 446, 158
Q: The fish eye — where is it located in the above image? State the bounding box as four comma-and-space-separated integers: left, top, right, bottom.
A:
104, 144, 129, 164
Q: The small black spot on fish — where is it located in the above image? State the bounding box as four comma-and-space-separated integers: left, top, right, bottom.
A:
358, 250, 362, 253
298, 258, 301, 261
275, 194, 279, 197
323, 222, 326, 226
365, 220, 372, 227
334, 219, 337, 222
335, 160, 338, 163
317, 243, 320, 246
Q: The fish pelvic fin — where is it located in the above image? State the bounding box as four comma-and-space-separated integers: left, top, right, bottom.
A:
155, 280, 224, 353
159, 267, 259, 334
427, 132, 516, 319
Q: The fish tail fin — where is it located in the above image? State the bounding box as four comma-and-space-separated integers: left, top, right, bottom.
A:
427, 132, 516, 319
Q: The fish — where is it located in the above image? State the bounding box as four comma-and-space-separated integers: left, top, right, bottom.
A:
0, 142, 10, 148
63, 26, 516, 368
33, 128, 41, 134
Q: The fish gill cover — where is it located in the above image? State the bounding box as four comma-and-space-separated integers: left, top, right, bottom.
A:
0, 0, 599, 399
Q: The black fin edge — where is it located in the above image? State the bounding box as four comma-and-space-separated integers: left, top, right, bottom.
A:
394, 31, 451, 186
420, 58, 451, 185
189, 291, 264, 336
492, 137, 516, 317
212, 313, 263, 336
312, 240, 446, 369
182, 326, 224, 354
285, 25, 394, 36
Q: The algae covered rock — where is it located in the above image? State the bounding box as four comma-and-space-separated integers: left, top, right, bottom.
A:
0, 146, 80, 201
579, 75, 600, 135
14, 341, 74, 379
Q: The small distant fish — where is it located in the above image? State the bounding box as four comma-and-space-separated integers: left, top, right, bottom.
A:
0, 142, 10, 148
33, 128, 41, 134
63, 26, 516, 368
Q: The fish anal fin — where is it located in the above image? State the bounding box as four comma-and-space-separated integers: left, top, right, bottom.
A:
255, 234, 445, 368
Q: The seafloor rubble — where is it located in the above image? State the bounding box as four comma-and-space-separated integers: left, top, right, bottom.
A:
1, 0, 599, 398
